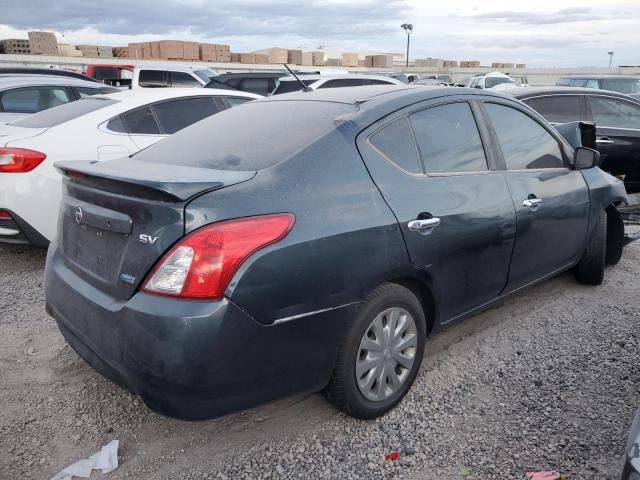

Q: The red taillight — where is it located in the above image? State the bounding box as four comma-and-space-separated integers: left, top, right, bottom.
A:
0, 211, 10, 218
0, 148, 46, 173
142, 213, 295, 299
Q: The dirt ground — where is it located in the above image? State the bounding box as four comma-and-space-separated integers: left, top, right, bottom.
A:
0, 241, 638, 479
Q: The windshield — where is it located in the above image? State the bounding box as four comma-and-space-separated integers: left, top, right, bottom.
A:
12, 97, 119, 128
194, 68, 217, 82
136, 100, 357, 170
601, 78, 640, 94
486, 77, 515, 89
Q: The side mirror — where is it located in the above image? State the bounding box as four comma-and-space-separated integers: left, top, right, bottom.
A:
574, 147, 600, 170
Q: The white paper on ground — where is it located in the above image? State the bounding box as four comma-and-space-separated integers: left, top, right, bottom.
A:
50, 439, 119, 480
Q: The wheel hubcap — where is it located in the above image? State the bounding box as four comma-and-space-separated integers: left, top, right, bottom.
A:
355, 307, 418, 402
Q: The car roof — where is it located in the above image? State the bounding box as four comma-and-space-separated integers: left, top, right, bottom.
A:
0, 75, 106, 89
558, 75, 640, 80
504, 85, 640, 101
99, 87, 261, 105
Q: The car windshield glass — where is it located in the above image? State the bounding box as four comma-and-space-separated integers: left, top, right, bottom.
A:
272, 79, 315, 95
601, 78, 640, 94
485, 77, 515, 88
194, 69, 216, 82
11, 97, 118, 128
135, 100, 357, 171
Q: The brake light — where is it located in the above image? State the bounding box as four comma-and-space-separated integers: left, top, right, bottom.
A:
0, 211, 10, 218
0, 148, 46, 173
142, 213, 295, 299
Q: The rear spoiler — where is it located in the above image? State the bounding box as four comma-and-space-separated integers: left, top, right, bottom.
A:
55, 159, 256, 202
553, 121, 597, 150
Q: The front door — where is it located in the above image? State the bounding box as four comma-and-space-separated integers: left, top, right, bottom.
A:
481, 101, 590, 291
357, 98, 516, 322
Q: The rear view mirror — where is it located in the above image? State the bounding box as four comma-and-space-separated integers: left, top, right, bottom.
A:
574, 147, 600, 170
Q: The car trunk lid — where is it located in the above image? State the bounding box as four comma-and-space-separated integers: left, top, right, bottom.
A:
0, 124, 48, 146
55, 159, 256, 300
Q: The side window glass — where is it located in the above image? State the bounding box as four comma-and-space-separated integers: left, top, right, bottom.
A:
570, 79, 587, 87
556, 78, 572, 86
524, 96, 581, 124
320, 79, 365, 88
76, 87, 102, 98
486, 103, 564, 170
122, 106, 161, 134
238, 78, 269, 96
368, 79, 393, 85
369, 116, 422, 174
0, 87, 70, 113
410, 102, 487, 173
225, 97, 253, 107
138, 70, 167, 88
585, 79, 599, 89
106, 116, 127, 133
469, 77, 480, 88
153, 97, 220, 134
170, 71, 200, 87
590, 97, 640, 129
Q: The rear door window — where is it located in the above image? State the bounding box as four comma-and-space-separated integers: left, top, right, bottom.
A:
485, 103, 564, 170
369, 117, 421, 174
410, 102, 488, 173
0, 86, 70, 113
152, 96, 221, 134
319, 79, 366, 88
556, 78, 572, 86
589, 96, 640, 129
169, 71, 201, 87
121, 106, 161, 134
524, 96, 581, 123
570, 79, 588, 87
138, 70, 168, 88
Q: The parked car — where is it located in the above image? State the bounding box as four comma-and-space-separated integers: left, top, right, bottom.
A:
0, 88, 260, 245
132, 63, 217, 88
44, 85, 627, 421
412, 78, 449, 87
272, 74, 404, 94
507, 74, 529, 86
556, 75, 640, 95
508, 86, 640, 193
205, 72, 290, 96
84, 64, 134, 88
0, 67, 97, 82
0, 75, 119, 123
420, 74, 453, 85
468, 72, 516, 90
622, 408, 640, 480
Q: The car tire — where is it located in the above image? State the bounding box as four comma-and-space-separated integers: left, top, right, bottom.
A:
575, 210, 607, 285
324, 282, 426, 419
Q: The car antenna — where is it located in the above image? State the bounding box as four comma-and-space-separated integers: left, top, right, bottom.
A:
283, 64, 312, 92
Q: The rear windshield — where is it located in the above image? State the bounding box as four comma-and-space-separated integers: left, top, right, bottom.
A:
92, 67, 120, 80
273, 79, 315, 95
12, 97, 119, 128
135, 100, 357, 171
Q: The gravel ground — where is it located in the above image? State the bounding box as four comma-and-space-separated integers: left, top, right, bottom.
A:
0, 241, 638, 480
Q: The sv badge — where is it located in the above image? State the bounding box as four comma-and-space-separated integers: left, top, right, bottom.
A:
138, 234, 159, 245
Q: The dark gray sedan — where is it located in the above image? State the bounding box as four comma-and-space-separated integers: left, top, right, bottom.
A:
45, 86, 628, 420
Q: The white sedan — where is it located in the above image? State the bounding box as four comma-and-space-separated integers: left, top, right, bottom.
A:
0, 88, 260, 245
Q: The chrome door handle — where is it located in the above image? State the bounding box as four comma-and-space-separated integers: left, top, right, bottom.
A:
596, 137, 615, 145
408, 217, 441, 235
522, 198, 543, 211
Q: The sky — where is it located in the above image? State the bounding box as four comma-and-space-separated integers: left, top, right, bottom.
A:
0, 0, 638, 67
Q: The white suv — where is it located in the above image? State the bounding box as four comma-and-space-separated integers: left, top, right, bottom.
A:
132, 63, 218, 89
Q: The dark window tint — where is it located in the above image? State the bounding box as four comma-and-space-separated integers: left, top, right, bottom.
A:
238, 78, 272, 96
272, 79, 314, 95
368, 79, 394, 85
225, 96, 253, 107
524, 96, 581, 123
319, 79, 365, 88
590, 96, 640, 129
0, 86, 70, 114
486, 103, 564, 170
92, 67, 120, 80
556, 78, 572, 86
369, 117, 421, 174
153, 96, 220, 134
138, 70, 167, 87
106, 116, 127, 133
169, 71, 200, 87
122, 106, 160, 134
135, 101, 357, 170
601, 78, 640, 94
410, 102, 487, 173
12, 97, 118, 128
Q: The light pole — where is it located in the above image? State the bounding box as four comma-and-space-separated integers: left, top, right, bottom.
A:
401, 23, 413, 68
607, 51, 614, 68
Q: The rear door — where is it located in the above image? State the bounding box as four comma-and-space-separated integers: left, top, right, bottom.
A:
586, 94, 640, 188
481, 100, 589, 291
357, 96, 516, 322
522, 94, 585, 124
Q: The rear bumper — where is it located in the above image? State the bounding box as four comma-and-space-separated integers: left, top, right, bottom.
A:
0, 209, 49, 247
45, 243, 352, 420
